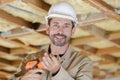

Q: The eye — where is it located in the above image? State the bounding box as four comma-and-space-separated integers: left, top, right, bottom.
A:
63, 25, 69, 28
63, 23, 72, 28
51, 23, 59, 28
53, 24, 58, 27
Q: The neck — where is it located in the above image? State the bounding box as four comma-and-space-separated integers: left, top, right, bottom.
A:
50, 43, 69, 55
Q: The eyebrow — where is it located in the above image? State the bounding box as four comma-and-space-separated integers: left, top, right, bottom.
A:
64, 23, 72, 26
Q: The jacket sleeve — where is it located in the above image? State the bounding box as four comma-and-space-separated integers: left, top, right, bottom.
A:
51, 57, 93, 80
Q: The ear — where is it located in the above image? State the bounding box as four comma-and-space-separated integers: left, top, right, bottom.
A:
46, 24, 50, 34
71, 26, 76, 36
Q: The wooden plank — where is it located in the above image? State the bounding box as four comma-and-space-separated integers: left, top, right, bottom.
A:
81, 25, 107, 38
0, 0, 13, 4
0, 37, 40, 53
22, 0, 50, 11
71, 31, 120, 48
0, 71, 11, 79
80, 49, 94, 56
11, 60, 22, 67
96, 46, 120, 55
0, 51, 22, 61
108, 32, 120, 40
0, 10, 33, 28
78, 13, 109, 26
0, 51, 22, 67
83, 0, 120, 22
109, 32, 120, 47
0, 0, 51, 11
71, 36, 102, 46
80, 26, 120, 48
111, 39, 120, 46
10, 48, 29, 55
0, 46, 9, 53
0, 62, 17, 72
1, 27, 36, 39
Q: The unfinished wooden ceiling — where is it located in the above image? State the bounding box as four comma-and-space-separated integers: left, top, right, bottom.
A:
0, 0, 120, 80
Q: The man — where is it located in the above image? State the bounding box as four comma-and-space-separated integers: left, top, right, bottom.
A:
10, 2, 93, 80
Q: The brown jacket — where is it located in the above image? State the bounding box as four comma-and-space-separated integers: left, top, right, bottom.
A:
9, 45, 93, 80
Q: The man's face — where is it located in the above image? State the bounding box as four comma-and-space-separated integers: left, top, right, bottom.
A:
46, 17, 75, 46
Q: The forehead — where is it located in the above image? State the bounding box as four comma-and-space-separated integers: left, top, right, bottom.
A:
50, 17, 72, 24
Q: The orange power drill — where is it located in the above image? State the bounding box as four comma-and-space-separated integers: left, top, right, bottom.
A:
25, 57, 44, 71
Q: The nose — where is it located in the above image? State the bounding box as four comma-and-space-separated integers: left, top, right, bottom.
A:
58, 26, 64, 34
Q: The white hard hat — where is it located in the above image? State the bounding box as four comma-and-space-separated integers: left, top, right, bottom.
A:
45, 2, 78, 26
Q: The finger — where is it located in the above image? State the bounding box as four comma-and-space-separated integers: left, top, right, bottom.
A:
44, 53, 52, 62
41, 61, 47, 69
50, 55, 59, 63
42, 56, 51, 68
44, 53, 53, 65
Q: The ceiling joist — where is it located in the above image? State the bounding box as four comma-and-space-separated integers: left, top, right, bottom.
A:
0, 37, 40, 53
0, 0, 13, 5
0, 9, 33, 28
22, 0, 50, 11
80, 25, 120, 48
83, 0, 120, 22
78, 13, 109, 26
71, 31, 120, 46
96, 46, 120, 55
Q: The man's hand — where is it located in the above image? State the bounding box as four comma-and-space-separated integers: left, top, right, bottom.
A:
42, 53, 61, 74
21, 69, 44, 80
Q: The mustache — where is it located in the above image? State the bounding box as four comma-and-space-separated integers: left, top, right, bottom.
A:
53, 33, 66, 38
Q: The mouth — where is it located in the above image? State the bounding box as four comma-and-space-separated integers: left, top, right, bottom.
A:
54, 34, 66, 42
56, 35, 64, 39
55, 35, 64, 41
51, 34, 68, 46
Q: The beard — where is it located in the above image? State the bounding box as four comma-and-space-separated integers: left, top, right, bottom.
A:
50, 33, 70, 46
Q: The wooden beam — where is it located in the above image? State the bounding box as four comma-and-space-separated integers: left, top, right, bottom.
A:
78, 13, 109, 26
10, 48, 29, 55
0, 0, 13, 5
0, 37, 40, 53
71, 31, 120, 46
0, 51, 22, 61
71, 36, 103, 46
0, 0, 51, 11
0, 51, 22, 67
108, 32, 120, 45
105, 32, 120, 47
22, 0, 50, 11
81, 25, 107, 38
108, 32, 120, 40
80, 25, 120, 47
96, 46, 120, 55
1, 27, 35, 38
0, 46, 9, 53
0, 62, 17, 72
0, 10, 33, 28
78, 45, 97, 56
73, 46, 95, 56
111, 39, 120, 46
11, 59, 22, 67
0, 71, 11, 79
80, 49, 94, 56
83, 0, 120, 22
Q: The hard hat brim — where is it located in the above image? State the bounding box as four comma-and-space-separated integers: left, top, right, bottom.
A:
45, 14, 77, 26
